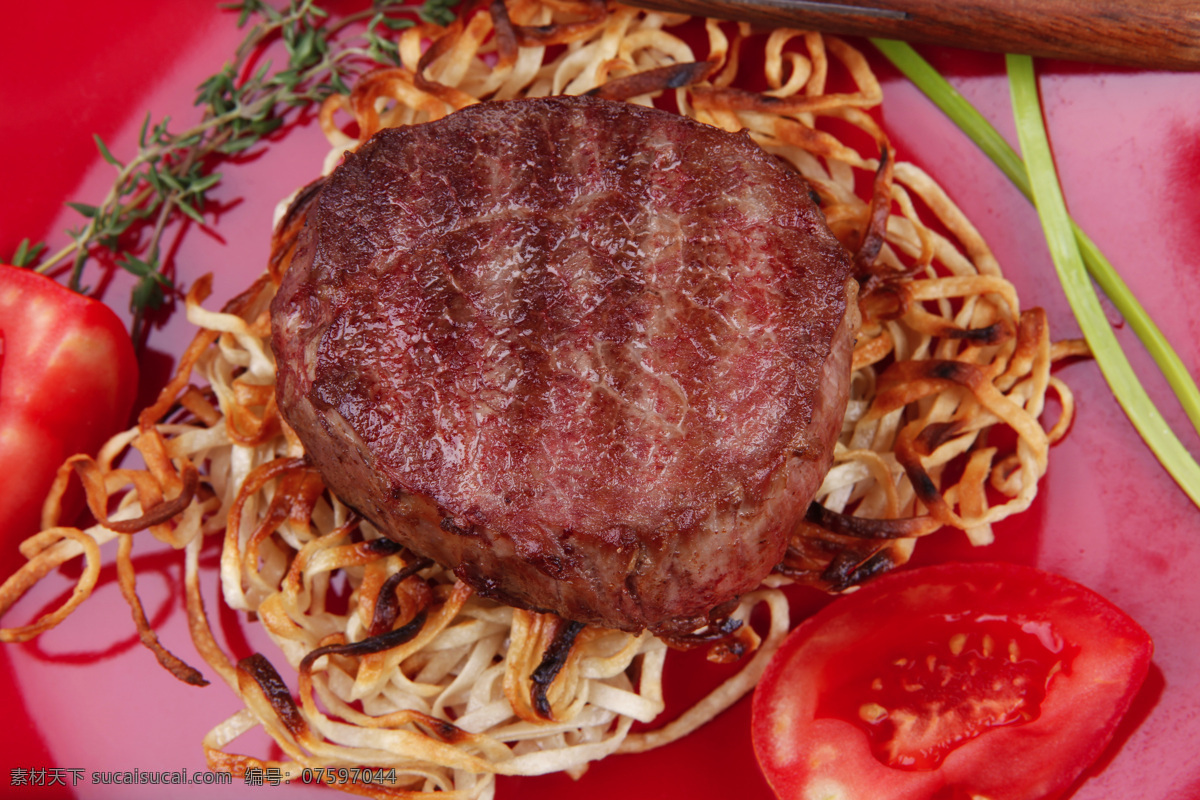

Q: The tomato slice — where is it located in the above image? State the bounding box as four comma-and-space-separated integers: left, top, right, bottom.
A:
752, 562, 1152, 800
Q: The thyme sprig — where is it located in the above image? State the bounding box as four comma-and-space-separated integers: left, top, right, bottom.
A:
13, 0, 453, 335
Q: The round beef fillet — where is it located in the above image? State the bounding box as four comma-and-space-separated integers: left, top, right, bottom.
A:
271, 95, 858, 634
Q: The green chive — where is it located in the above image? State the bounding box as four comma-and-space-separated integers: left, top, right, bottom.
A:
1008, 53, 1200, 506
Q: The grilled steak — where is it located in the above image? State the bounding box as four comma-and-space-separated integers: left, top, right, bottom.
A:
271, 95, 858, 634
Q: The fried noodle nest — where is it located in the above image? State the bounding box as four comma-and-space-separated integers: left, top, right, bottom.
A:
1, 2, 1079, 797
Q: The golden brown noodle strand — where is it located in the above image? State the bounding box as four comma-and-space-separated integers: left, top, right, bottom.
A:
36, 428, 133, 529
300, 611, 430, 674
0, 527, 103, 642
293, 644, 510, 777
397, 24, 436, 77
619, 590, 789, 753
203, 709, 293, 782
139, 276, 220, 428
239, 468, 327, 596
367, 558, 436, 638
855, 145, 895, 273
115, 532, 209, 685
489, 0, 521, 70
806, 500, 941, 540
705, 34, 880, 117
904, 275, 1021, 324
186, 532, 239, 688
1052, 338, 1090, 361
357, 69, 447, 135
902, 304, 1014, 348
871, 360, 1051, 463
281, 514, 361, 600
221, 456, 309, 609
226, 378, 281, 446
505, 0, 607, 46
887, 181, 937, 269
892, 162, 1002, 277
995, 308, 1049, 392
1045, 376, 1076, 444
134, 425, 188, 497
587, 59, 714, 101
414, 8, 504, 112
339, 580, 476, 705
834, 448, 903, 518
548, 6, 641, 96
237, 653, 315, 759
859, 279, 911, 324
359, 558, 392, 634
615, 23, 696, 69
503, 610, 544, 723
805, 30, 828, 95
319, 91, 358, 147
292, 633, 510, 765
852, 326, 894, 371
894, 420, 966, 529
704, 19, 745, 90
179, 386, 223, 427
957, 446, 999, 544
505, 612, 589, 722
50, 451, 200, 536
763, 28, 811, 94
769, 115, 871, 167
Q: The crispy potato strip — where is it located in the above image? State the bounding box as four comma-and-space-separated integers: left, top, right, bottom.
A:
2, 3, 1076, 798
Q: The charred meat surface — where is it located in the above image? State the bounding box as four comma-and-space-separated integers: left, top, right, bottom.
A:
271, 95, 857, 634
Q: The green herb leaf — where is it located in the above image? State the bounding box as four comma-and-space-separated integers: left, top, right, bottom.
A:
175, 196, 207, 225
138, 113, 154, 148
10, 238, 47, 268
218, 134, 261, 154
117, 254, 157, 278
132, 273, 168, 311
418, 0, 461, 27
93, 134, 124, 168
65, 201, 100, 219
187, 172, 223, 195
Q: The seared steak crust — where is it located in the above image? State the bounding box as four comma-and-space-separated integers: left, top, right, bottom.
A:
271, 96, 857, 633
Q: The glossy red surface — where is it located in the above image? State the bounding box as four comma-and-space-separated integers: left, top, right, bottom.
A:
1, 2, 1198, 799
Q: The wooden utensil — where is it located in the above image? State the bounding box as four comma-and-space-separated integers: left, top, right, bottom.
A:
622, 0, 1200, 69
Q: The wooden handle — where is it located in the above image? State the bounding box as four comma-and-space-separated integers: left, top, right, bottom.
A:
625, 0, 1200, 70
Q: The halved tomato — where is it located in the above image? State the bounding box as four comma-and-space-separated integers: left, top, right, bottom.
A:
751, 562, 1152, 800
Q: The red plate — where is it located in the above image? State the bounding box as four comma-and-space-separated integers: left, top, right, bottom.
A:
2, 2, 1199, 798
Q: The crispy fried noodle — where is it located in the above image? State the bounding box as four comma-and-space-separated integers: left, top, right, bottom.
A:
1, 2, 1079, 797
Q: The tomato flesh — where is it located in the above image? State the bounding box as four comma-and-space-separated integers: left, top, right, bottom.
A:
752, 562, 1152, 800
818, 615, 1073, 770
